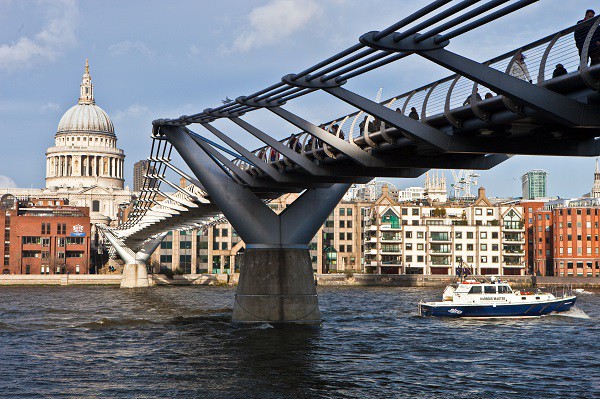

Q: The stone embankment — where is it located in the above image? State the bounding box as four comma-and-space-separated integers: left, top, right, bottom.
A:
1, 273, 599, 288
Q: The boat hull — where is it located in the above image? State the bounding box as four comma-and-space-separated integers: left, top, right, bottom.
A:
418, 296, 577, 318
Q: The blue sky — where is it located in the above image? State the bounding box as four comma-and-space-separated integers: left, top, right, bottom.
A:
0, 0, 595, 198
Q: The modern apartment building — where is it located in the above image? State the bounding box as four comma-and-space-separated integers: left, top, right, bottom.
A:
363, 186, 526, 275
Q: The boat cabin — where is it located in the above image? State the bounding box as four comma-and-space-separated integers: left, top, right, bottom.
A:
455, 282, 513, 295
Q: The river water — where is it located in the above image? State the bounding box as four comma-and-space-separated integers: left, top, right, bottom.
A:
0, 285, 597, 399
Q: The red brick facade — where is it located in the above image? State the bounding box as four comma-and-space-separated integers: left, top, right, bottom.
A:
0, 196, 90, 275
518, 200, 546, 274
533, 205, 600, 277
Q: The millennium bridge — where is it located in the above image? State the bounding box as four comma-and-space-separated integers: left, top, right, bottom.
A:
100, 0, 600, 324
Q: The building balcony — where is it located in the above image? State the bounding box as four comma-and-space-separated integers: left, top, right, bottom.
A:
502, 237, 525, 244
503, 262, 525, 267
502, 249, 524, 255
429, 237, 451, 243
502, 225, 525, 232
381, 234, 402, 242
380, 224, 401, 231
381, 249, 402, 255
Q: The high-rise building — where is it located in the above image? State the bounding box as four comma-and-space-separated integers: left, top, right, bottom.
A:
521, 169, 548, 199
133, 160, 155, 192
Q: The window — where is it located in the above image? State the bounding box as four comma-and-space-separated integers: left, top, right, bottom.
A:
481, 256, 487, 263
160, 254, 172, 263
456, 232, 462, 239
41, 223, 50, 234
221, 229, 228, 237
406, 243, 413, 250
412, 208, 419, 215
467, 244, 474, 251
475, 208, 482, 215
339, 245, 345, 252
484, 285, 496, 294
455, 244, 462, 250
214, 229, 220, 237
339, 220, 345, 228
481, 244, 487, 251
430, 232, 449, 241
401, 208, 408, 215
66, 237, 84, 245
417, 232, 424, 239
339, 208, 345, 216
567, 222, 572, 228
577, 209, 582, 215
92, 200, 100, 212
492, 244, 498, 251
339, 233, 345, 240
480, 232, 487, 239
567, 234, 572, 241
22, 236, 41, 244
406, 231, 412, 238
417, 255, 424, 262
467, 232, 474, 239
57, 223, 66, 235
467, 256, 474, 262
347, 221, 352, 228
347, 233, 352, 240
492, 256, 499, 263
212, 242, 219, 250
346, 245, 352, 252
417, 243, 424, 250
492, 232, 498, 239
160, 241, 172, 249
487, 209, 493, 216
221, 242, 228, 250
57, 237, 65, 247
469, 286, 482, 294
347, 208, 353, 216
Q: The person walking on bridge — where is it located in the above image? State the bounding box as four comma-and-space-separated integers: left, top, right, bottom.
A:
509, 53, 532, 82
575, 9, 599, 64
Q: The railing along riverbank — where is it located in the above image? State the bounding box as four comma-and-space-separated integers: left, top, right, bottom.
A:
1, 274, 600, 288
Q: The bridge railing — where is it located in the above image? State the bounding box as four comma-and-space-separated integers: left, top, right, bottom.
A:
231, 17, 596, 173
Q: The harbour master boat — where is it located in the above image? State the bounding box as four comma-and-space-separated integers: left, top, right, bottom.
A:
418, 277, 577, 318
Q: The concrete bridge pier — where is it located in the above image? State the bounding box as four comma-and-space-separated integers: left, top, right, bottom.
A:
121, 263, 151, 288
162, 125, 349, 325
234, 248, 320, 324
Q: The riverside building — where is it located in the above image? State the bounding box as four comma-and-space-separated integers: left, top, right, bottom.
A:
0, 194, 90, 275
363, 186, 526, 275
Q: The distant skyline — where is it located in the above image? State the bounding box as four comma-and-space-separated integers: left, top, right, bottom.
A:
0, 0, 596, 198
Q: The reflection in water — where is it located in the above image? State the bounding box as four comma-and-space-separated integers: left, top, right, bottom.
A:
0, 286, 597, 398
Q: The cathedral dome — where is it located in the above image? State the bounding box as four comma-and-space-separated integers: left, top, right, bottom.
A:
56, 58, 114, 136
57, 103, 114, 135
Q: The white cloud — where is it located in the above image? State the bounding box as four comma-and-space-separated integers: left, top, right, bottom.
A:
109, 40, 153, 57
113, 104, 150, 121
0, 0, 78, 70
41, 102, 60, 112
229, 0, 322, 53
0, 175, 17, 188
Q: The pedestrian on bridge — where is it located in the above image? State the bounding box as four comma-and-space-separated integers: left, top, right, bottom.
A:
575, 9, 600, 65
553, 64, 568, 78
408, 107, 419, 120
509, 53, 532, 82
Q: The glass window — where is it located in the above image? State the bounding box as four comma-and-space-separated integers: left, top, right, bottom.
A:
469, 286, 482, 294
347, 208, 352, 216
484, 285, 496, 294
339, 208, 345, 216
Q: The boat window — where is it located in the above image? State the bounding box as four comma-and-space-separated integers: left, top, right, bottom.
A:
498, 285, 511, 294
469, 286, 482, 294
484, 286, 496, 294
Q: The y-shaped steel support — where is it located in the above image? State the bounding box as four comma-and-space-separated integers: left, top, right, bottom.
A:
161, 125, 349, 325
99, 227, 168, 288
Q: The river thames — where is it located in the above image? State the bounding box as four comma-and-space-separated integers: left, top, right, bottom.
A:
0, 286, 597, 398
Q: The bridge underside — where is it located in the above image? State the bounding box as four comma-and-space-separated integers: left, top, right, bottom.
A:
109, 2, 600, 323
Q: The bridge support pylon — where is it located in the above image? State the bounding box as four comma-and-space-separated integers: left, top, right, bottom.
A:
161, 125, 350, 325
98, 227, 168, 288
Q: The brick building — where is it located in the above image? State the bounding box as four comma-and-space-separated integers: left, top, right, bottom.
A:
0, 194, 91, 275
533, 198, 600, 277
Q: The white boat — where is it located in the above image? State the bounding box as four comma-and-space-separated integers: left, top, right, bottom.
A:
418, 278, 577, 318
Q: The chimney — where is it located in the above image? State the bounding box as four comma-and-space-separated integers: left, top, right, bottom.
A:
180, 177, 187, 188
478, 186, 486, 199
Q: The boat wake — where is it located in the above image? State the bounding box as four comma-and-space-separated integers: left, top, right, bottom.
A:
553, 306, 590, 319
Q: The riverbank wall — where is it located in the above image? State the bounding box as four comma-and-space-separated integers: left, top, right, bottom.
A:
0, 273, 599, 288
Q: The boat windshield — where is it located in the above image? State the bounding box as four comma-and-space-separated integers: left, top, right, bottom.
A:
468, 286, 482, 294
498, 285, 512, 294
